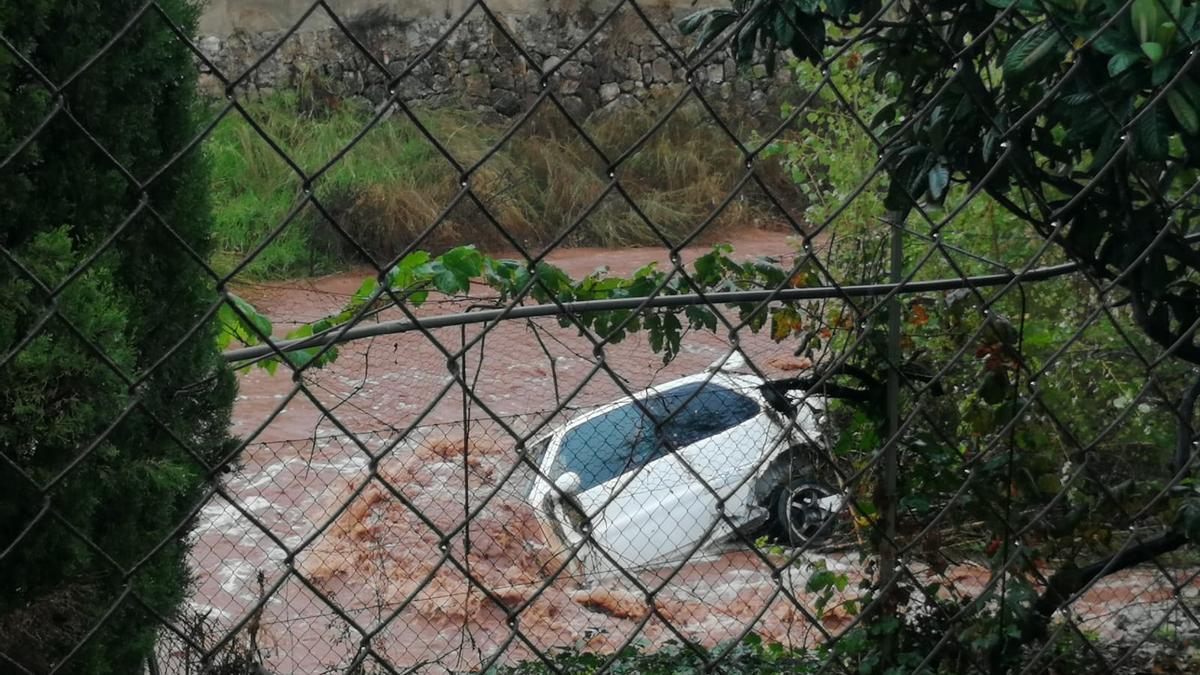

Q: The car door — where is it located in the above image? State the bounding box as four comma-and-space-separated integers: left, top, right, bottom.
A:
658, 379, 773, 528
546, 396, 705, 572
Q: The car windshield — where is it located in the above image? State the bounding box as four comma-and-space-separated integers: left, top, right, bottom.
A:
551, 381, 759, 491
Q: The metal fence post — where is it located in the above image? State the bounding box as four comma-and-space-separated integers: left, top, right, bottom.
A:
879, 209, 905, 666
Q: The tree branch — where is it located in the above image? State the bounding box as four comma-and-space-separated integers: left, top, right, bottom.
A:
1026, 531, 1189, 641
1172, 373, 1200, 475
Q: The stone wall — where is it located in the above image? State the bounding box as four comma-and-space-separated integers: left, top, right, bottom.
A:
195, 3, 794, 118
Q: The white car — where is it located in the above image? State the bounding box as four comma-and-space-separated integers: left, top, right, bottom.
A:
526, 355, 843, 577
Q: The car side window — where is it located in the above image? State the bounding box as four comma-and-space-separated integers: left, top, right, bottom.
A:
655, 382, 760, 449
554, 403, 657, 492
553, 382, 760, 492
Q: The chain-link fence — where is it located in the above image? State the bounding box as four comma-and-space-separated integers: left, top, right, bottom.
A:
4, 0, 1200, 673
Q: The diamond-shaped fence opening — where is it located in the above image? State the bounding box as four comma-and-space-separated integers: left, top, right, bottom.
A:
6, 0, 1200, 673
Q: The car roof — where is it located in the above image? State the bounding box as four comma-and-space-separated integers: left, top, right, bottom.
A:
551, 370, 765, 437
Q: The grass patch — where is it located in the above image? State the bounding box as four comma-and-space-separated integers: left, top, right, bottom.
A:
205, 93, 802, 279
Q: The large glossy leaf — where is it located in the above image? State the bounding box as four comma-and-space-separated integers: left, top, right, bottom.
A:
1179, 78, 1200, 108
680, 9, 739, 56
984, 0, 1041, 9
1087, 123, 1122, 172
1135, 104, 1171, 160
824, 0, 851, 18
1087, 26, 1138, 56
928, 164, 950, 202
1004, 24, 1063, 81
217, 293, 273, 350
772, 10, 795, 48
1141, 41, 1164, 64
791, 15, 826, 62
1132, 0, 1163, 43
678, 7, 731, 35
1108, 51, 1141, 77
1168, 88, 1200, 134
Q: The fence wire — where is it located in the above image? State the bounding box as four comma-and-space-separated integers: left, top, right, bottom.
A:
3, 0, 1200, 674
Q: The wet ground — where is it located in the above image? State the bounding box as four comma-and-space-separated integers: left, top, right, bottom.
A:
184, 229, 1199, 673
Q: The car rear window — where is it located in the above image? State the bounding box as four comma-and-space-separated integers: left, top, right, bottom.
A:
653, 382, 760, 448
553, 381, 759, 491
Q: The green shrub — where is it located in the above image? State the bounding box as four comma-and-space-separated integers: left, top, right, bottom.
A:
490, 635, 820, 674
0, 1, 236, 672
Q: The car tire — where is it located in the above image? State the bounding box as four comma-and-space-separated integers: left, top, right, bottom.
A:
770, 477, 840, 547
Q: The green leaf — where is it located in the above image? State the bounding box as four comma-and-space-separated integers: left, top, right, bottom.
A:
287, 347, 319, 368
927, 164, 950, 202
385, 250, 431, 289
927, 104, 948, 152
1059, 92, 1095, 106
1132, 0, 1163, 44
424, 246, 485, 295
349, 276, 378, 311
440, 245, 484, 278
984, 0, 1040, 8
1152, 57, 1174, 85
1174, 495, 1200, 543
869, 102, 897, 130
1003, 24, 1062, 80
1088, 27, 1138, 56
791, 15, 826, 63
431, 266, 468, 295
285, 323, 313, 340
535, 262, 572, 299
678, 8, 725, 35
806, 570, 840, 592
979, 370, 1011, 405
884, 150, 926, 212
1179, 77, 1200, 108
736, 24, 757, 65
693, 250, 724, 286
1141, 41, 1164, 63
633, 261, 659, 279
772, 11, 795, 48
1156, 21, 1178, 51
824, 0, 849, 17
1168, 88, 1200, 134
1086, 121, 1123, 172
218, 293, 273, 350
216, 306, 236, 350
1107, 51, 1141, 77
1135, 104, 1171, 160
690, 11, 738, 57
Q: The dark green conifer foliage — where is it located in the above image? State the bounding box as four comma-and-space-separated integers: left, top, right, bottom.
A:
0, 2, 236, 671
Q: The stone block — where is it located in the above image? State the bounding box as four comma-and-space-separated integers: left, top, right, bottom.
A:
651, 58, 672, 83
465, 73, 491, 97
491, 89, 522, 117
599, 82, 620, 103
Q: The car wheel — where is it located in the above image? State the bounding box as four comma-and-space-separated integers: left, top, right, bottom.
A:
771, 477, 840, 547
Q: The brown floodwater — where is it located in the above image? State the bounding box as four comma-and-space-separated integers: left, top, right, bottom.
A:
186, 229, 1194, 673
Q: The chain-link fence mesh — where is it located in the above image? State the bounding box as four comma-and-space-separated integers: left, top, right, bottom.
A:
4, 0, 1200, 673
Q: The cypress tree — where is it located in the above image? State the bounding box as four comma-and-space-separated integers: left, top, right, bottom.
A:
0, 1, 236, 672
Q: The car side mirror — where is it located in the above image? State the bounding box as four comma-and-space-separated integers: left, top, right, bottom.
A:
553, 472, 581, 496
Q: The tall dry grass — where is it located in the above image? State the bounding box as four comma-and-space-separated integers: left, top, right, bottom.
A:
206, 93, 803, 279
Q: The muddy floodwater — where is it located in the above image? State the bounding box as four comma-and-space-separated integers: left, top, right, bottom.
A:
185, 230, 1196, 673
